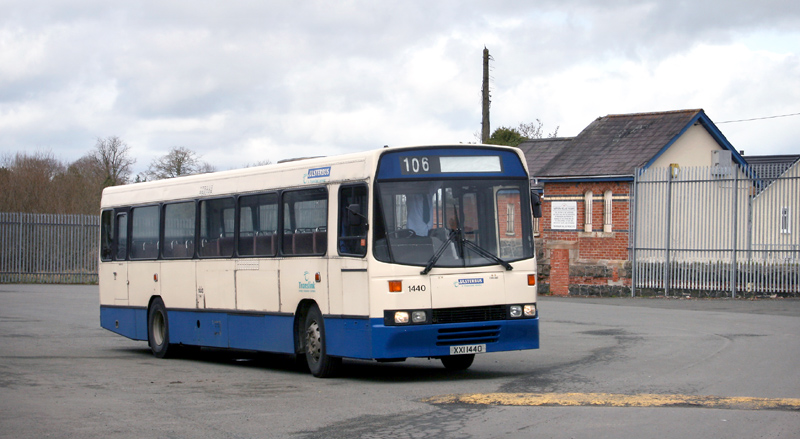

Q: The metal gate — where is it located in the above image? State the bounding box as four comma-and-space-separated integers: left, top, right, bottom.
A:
0, 212, 100, 284
631, 163, 799, 297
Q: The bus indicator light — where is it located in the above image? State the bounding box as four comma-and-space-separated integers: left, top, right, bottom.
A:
527, 274, 536, 286
388, 280, 402, 293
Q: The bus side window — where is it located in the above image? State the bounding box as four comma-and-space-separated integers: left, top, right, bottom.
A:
130, 206, 158, 260
338, 185, 368, 257
282, 188, 327, 256
238, 193, 278, 257
199, 198, 235, 258
163, 201, 196, 259
115, 212, 128, 261
100, 210, 113, 261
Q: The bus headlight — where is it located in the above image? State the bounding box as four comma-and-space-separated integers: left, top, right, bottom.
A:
524, 304, 536, 317
509, 304, 536, 318
385, 309, 431, 325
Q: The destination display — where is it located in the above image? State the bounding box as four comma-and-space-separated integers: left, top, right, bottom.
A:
377, 147, 527, 180
400, 155, 502, 175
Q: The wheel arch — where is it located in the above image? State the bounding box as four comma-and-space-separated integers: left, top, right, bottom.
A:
146, 295, 165, 324
293, 299, 318, 354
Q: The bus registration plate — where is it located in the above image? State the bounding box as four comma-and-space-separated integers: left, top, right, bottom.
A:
450, 344, 486, 355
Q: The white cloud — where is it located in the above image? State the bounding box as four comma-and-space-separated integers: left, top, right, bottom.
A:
0, 0, 799, 173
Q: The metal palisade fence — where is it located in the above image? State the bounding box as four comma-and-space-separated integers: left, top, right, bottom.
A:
631, 163, 800, 297
0, 212, 100, 284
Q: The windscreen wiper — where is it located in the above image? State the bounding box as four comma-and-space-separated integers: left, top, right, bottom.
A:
462, 239, 513, 271
420, 229, 459, 275
421, 229, 513, 274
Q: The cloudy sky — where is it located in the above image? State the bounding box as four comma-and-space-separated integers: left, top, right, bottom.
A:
2, 0, 799, 175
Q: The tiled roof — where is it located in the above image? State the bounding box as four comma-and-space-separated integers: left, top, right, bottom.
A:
518, 109, 704, 179
744, 154, 800, 186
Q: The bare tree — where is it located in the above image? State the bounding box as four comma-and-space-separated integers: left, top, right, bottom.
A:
56, 155, 106, 214
0, 151, 66, 213
245, 159, 273, 167
91, 136, 135, 186
517, 119, 560, 139
146, 146, 215, 180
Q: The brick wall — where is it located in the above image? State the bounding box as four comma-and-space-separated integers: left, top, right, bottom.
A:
537, 180, 633, 295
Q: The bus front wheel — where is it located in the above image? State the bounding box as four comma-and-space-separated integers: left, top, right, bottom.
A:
441, 354, 475, 371
148, 298, 173, 358
303, 305, 341, 378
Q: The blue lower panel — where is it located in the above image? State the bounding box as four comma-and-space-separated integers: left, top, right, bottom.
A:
99, 306, 295, 353
368, 317, 539, 359
325, 317, 373, 358
325, 316, 539, 359
228, 314, 294, 352
100, 306, 539, 360
169, 310, 295, 353
100, 306, 148, 341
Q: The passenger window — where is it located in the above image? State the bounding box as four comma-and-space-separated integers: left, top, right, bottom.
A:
115, 213, 128, 261
199, 198, 235, 258
338, 185, 368, 257
238, 193, 278, 256
130, 206, 158, 260
163, 201, 196, 259
100, 210, 113, 261
282, 188, 327, 256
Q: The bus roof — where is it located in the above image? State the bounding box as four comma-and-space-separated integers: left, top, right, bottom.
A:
100, 144, 526, 208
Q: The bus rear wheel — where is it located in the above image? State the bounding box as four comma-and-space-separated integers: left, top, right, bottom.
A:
303, 305, 341, 378
148, 298, 174, 358
441, 354, 475, 371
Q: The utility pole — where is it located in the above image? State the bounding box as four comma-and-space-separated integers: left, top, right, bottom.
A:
481, 47, 491, 144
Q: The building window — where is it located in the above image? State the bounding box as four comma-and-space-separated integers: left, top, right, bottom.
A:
506, 203, 515, 235
584, 190, 593, 232
603, 190, 613, 233
781, 206, 791, 234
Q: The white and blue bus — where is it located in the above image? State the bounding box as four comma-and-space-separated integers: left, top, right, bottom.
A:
99, 144, 540, 377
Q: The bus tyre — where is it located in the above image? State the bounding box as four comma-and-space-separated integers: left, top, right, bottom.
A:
441, 354, 475, 371
303, 305, 341, 378
148, 298, 173, 359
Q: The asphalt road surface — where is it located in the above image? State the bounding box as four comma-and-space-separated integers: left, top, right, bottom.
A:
1, 284, 798, 438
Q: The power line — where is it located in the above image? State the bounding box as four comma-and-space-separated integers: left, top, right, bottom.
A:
717, 112, 800, 124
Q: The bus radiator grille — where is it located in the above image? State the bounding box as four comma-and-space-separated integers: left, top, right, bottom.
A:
431, 305, 506, 324
436, 325, 501, 346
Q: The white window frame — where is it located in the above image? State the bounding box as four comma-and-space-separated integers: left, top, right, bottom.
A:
780, 206, 791, 234
506, 203, 515, 235
584, 191, 593, 232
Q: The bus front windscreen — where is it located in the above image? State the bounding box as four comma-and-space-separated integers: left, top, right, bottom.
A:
373, 179, 534, 268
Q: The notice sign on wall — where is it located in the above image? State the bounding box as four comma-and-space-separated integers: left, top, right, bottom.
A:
551, 201, 577, 230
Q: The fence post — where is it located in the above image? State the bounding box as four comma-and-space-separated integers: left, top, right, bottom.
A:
17, 213, 23, 283
630, 171, 638, 297
664, 168, 673, 296
732, 169, 738, 298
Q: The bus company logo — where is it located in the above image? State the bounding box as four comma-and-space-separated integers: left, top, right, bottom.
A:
454, 278, 484, 288
307, 167, 331, 179
303, 167, 331, 184
299, 271, 316, 292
